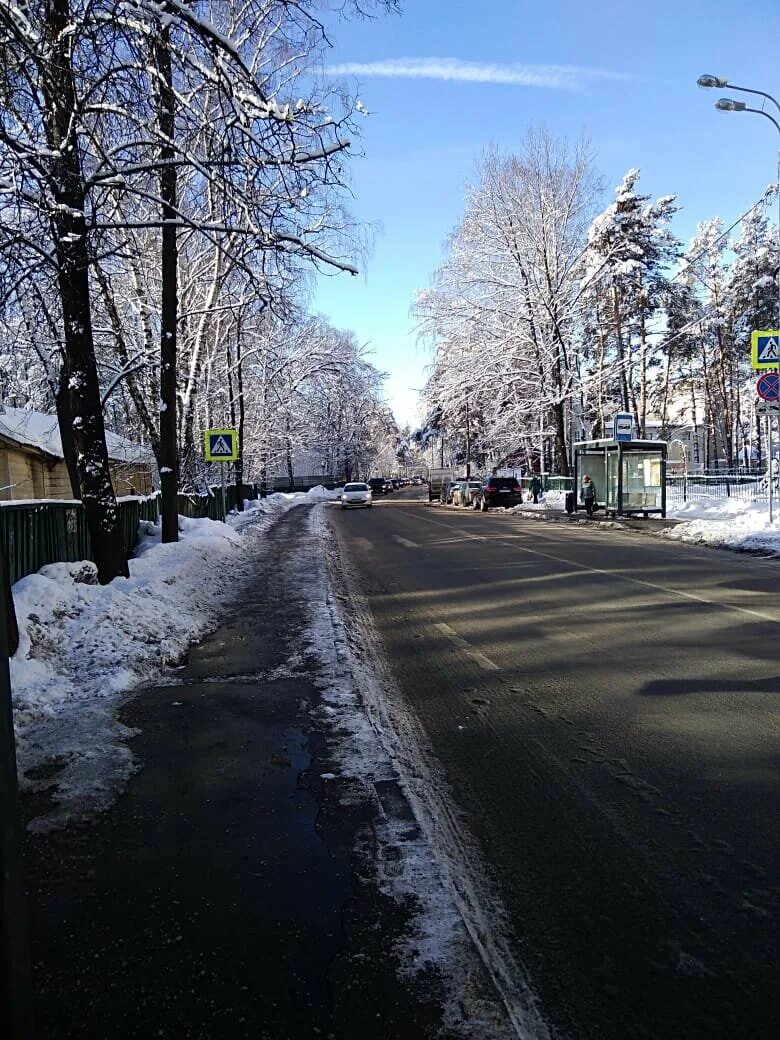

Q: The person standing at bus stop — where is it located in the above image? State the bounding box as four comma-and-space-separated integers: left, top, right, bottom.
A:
581, 474, 597, 516
530, 473, 542, 504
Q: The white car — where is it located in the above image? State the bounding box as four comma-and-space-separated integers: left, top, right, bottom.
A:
340, 482, 373, 509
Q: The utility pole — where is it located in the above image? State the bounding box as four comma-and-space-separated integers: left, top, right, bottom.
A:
0, 548, 32, 1038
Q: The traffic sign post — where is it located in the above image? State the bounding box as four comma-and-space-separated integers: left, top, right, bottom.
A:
204, 428, 239, 520
751, 332, 780, 524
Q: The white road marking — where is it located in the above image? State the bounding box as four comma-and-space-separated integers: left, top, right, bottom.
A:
435, 622, 501, 671
392, 534, 420, 548
401, 510, 780, 626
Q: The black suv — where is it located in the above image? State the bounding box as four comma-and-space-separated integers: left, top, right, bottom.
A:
478, 476, 524, 510
368, 477, 387, 495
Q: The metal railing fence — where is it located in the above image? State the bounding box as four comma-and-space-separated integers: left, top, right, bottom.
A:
665, 473, 774, 505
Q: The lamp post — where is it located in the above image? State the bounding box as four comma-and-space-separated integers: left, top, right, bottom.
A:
697, 74, 780, 521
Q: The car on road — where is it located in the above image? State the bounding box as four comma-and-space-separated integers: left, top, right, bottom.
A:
476, 476, 524, 510
368, 477, 387, 495
340, 482, 373, 509
452, 479, 484, 507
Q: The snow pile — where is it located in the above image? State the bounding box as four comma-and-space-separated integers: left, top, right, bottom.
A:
508, 487, 780, 557
229, 484, 341, 530
10, 490, 334, 832
511, 489, 566, 513
664, 496, 780, 555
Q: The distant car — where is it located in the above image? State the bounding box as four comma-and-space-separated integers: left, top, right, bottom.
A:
452, 480, 483, 507
383, 479, 394, 493
476, 476, 524, 511
368, 477, 387, 495
340, 482, 372, 509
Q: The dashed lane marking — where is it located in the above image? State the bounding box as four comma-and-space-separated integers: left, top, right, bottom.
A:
398, 510, 780, 626
434, 622, 500, 672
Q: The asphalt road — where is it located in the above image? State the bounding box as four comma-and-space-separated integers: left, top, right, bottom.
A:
330, 488, 780, 1040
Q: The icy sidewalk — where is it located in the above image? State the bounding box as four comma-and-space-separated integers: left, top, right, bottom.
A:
10, 488, 337, 832
20, 500, 531, 1040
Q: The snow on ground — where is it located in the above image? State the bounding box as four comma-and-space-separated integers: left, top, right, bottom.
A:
664, 495, 780, 555
12, 477, 777, 1025
512, 489, 780, 555
12, 485, 540, 1033
19, 478, 777, 1030
306, 506, 549, 1039
10, 487, 339, 832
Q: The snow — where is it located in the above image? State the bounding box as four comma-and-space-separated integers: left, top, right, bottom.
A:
512, 487, 780, 556
11, 481, 777, 1027
9, 487, 338, 833
0, 405, 151, 464
664, 495, 780, 555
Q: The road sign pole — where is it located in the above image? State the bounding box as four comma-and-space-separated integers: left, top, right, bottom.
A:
221, 462, 226, 521
769, 417, 774, 524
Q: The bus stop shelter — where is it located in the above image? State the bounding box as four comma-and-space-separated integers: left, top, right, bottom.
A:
572, 439, 668, 518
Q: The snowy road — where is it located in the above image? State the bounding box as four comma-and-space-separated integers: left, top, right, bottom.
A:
331, 493, 780, 1040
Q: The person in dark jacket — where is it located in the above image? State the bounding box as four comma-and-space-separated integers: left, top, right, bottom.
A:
581, 474, 597, 516
530, 474, 542, 504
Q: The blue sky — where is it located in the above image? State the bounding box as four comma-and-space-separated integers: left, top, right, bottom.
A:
312, 0, 780, 428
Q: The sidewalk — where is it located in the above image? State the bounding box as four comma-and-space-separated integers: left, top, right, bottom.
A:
20, 504, 509, 1040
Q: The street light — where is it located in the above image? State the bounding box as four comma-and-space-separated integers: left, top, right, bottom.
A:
698, 73, 780, 114
715, 97, 780, 134
715, 97, 746, 112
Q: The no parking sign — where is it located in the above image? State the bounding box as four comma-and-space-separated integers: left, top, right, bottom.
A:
756, 372, 780, 403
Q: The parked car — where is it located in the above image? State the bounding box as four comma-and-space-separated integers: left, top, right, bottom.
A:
440, 477, 464, 504
476, 476, 524, 510
452, 479, 484, 507
368, 477, 387, 495
340, 482, 373, 509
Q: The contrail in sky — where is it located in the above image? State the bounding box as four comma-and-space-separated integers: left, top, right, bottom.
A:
328, 58, 630, 91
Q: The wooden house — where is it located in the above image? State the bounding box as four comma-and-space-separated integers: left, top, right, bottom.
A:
0, 407, 156, 501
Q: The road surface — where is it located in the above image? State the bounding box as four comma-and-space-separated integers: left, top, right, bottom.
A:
331, 488, 779, 1040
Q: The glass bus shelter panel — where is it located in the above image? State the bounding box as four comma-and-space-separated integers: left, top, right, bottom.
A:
621, 451, 663, 510
606, 450, 619, 510
580, 453, 607, 507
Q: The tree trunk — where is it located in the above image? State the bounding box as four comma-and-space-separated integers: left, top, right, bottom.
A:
94, 263, 160, 460
612, 284, 630, 413
154, 25, 179, 543
55, 366, 80, 499
235, 332, 246, 504
45, 0, 128, 583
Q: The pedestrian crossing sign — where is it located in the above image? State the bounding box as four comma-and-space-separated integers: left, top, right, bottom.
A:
751, 330, 780, 369
204, 428, 239, 462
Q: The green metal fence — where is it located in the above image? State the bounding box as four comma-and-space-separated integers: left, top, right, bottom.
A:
0, 501, 90, 586
0, 496, 165, 587
0, 482, 273, 588
520, 475, 574, 492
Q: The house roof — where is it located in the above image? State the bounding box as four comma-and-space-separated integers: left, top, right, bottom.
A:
0, 406, 153, 465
